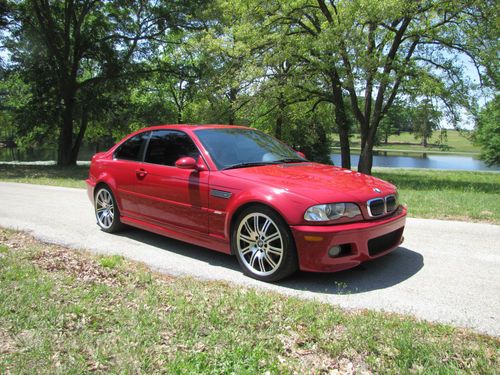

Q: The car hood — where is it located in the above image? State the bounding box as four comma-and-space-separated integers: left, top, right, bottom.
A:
221, 162, 396, 204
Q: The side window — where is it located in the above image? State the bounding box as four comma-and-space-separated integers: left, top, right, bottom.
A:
145, 130, 200, 166
114, 132, 150, 161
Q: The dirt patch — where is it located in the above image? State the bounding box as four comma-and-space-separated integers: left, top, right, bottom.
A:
0, 329, 16, 355
0, 230, 38, 250
278, 329, 371, 374
30, 246, 124, 286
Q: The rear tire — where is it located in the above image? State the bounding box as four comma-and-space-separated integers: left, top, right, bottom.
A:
232, 205, 298, 282
94, 186, 124, 233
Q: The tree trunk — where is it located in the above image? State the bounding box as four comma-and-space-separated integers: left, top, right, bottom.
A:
57, 95, 75, 166
358, 118, 381, 174
358, 139, 374, 174
330, 73, 351, 169
332, 101, 351, 169
69, 106, 89, 164
275, 93, 285, 140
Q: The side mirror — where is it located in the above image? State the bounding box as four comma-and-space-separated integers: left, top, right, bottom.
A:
175, 157, 197, 170
296, 151, 306, 159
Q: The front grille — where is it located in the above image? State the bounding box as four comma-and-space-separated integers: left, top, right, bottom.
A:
367, 194, 398, 217
368, 198, 385, 216
386, 195, 397, 212
368, 228, 404, 256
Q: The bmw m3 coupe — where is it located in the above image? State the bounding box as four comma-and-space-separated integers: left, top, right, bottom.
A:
86, 125, 406, 281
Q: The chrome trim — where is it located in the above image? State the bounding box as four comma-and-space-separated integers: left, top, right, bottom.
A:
367, 194, 398, 217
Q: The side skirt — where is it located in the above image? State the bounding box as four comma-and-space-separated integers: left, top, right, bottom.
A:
120, 215, 231, 254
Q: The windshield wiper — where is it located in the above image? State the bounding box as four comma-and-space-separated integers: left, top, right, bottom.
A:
274, 158, 305, 163
222, 161, 279, 170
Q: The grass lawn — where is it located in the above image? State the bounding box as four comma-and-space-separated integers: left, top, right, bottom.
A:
0, 164, 88, 189
0, 229, 498, 374
336, 130, 479, 154
1, 163, 498, 224
373, 169, 500, 224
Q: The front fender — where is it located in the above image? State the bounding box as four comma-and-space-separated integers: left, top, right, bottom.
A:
223, 187, 317, 239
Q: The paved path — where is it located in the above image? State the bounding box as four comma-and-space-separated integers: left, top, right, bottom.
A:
0, 182, 499, 336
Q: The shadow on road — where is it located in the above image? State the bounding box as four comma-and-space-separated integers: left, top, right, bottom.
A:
278, 247, 424, 294
115, 227, 241, 271
116, 227, 424, 294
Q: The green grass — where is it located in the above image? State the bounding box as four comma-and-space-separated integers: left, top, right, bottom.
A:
373, 169, 500, 223
0, 164, 88, 188
338, 130, 479, 154
0, 228, 498, 374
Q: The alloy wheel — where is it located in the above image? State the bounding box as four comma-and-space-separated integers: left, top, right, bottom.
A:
95, 188, 115, 229
236, 213, 284, 276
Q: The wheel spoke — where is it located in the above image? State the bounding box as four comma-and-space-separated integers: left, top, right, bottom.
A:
241, 245, 252, 256
253, 215, 259, 233
249, 251, 258, 269
264, 232, 280, 244
258, 256, 266, 272
261, 218, 272, 235
240, 233, 254, 244
264, 252, 277, 269
267, 245, 283, 256
243, 221, 255, 237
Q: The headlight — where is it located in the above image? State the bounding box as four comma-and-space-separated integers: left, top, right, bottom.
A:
304, 203, 361, 221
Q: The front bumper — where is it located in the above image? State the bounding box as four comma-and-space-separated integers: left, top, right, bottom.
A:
291, 207, 407, 272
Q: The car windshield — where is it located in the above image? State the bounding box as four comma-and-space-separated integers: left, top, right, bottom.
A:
195, 128, 305, 170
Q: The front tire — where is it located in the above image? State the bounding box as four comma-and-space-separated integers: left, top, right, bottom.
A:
95, 186, 124, 233
232, 206, 298, 282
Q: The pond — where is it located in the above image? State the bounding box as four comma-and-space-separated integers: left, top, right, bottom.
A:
331, 152, 500, 172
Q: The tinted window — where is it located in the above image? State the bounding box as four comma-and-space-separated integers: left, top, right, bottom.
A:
145, 130, 200, 166
114, 132, 150, 161
195, 128, 303, 169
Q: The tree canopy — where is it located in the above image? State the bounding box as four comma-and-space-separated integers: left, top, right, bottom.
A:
0, 0, 497, 171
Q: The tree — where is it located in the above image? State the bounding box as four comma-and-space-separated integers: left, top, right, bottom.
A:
5, 0, 204, 165
232, 0, 495, 174
474, 96, 499, 166
377, 100, 413, 144
412, 100, 441, 147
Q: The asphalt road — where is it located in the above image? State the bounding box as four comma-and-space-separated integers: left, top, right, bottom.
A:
0, 182, 499, 336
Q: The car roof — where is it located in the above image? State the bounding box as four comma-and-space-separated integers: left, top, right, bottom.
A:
138, 124, 252, 132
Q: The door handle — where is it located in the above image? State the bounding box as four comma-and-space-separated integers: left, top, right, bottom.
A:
135, 168, 148, 178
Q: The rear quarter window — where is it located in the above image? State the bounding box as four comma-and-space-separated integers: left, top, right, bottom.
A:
114, 132, 150, 161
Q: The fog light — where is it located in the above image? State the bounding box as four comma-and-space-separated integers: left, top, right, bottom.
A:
328, 246, 341, 258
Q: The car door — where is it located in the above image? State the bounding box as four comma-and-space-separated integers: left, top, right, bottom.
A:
134, 129, 210, 233
111, 131, 151, 218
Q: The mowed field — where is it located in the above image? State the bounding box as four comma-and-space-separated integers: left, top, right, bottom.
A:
338, 130, 479, 154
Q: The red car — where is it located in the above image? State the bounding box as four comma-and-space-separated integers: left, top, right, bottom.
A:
86, 125, 406, 281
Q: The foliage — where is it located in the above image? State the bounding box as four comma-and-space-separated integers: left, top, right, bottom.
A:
474, 96, 500, 166
411, 100, 442, 147
4, 0, 207, 165
0, 0, 497, 172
